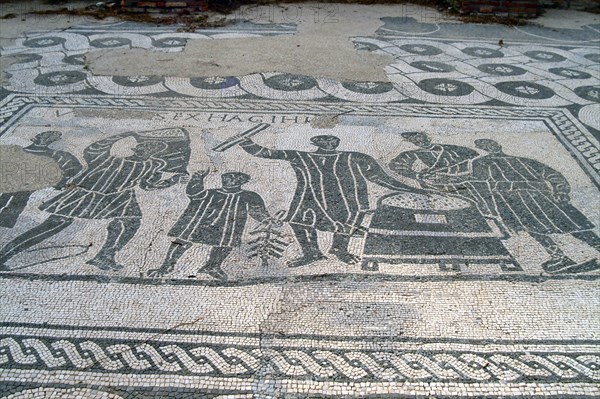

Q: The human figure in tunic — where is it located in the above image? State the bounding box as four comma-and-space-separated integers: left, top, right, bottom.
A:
389, 132, 478, 181
238, 135, 419, 268
0, 131, 82, 228
0, 133, 187, 270
148, 171, 275, 281
423, 139, 600, 274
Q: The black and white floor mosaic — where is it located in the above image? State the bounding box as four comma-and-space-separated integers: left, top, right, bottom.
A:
0, 15, 599, 398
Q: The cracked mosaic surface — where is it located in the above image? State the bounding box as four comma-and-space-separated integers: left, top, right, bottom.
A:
0, 16, 599, 398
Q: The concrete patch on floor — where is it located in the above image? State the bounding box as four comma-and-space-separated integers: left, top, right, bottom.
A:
0, 145, 61, 192
86, 4, 458, 82
310, 114, 340, 129
86, 33, 395, 81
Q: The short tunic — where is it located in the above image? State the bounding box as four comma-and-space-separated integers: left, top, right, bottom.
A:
169, 188, 268, 247
40, 134, 169, 219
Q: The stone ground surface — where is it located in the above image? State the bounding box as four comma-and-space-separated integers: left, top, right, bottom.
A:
0, 1, 599, 398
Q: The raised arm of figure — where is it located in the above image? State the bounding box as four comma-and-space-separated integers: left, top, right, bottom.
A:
359, 154, 422, 192
185, 170, 210, 198
238, 138, 293, 160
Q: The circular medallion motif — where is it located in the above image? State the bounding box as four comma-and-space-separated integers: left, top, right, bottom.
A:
62, 54, 86, 65
190, 76, 239, 89
263, 74, 317, 91
574, 85, 600, 102
23, 37, 65, 48
399, 44, 443, 56
548, 68, 592, 79
477, 63, 526, 76
153, 37, 187, 48
496, 81, 555, 99
410, 61, 455, 73
524, 51, 566, 62
341, 82, 394, 94
462, 47, 504, 58
34, 71, 87, 86
15, 54, 43, 63
418, 78, 474, 96
90, 37, 131, 48
112, 75, 164, 87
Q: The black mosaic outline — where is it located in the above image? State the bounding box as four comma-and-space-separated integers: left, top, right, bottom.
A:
0, 270, 598, 287
4, 321, 600, 345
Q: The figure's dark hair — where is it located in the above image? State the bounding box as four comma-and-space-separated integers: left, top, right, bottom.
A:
222, 172, 251, 183
401, 132, 427, 139
310, 135, 340, 143
36, 130, 62, 138
474, 139, 501, 150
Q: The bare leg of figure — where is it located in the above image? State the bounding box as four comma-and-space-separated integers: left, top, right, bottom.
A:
330, 233, 360, 264
148, 239, 192, 277
87, 218, 141, 270
198, 246, 232, 281
287, 224, 326, 268
0, 215, 73, 269
530, 232, 577, 274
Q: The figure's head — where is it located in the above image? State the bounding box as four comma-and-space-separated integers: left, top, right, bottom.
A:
310, 135, 340, 151
32, 131, 62, 146
474, 139, 502, 154
221, 172, 251, 188
401, 132, 430, 148
132, 141, 168, 160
